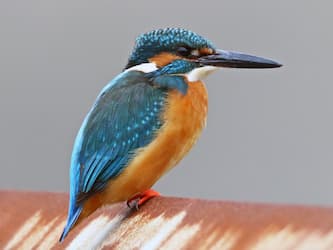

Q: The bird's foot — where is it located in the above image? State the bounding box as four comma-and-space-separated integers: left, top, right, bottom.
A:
126, 189, 160, 210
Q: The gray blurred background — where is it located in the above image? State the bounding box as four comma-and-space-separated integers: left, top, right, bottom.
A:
1, 1, 332, 205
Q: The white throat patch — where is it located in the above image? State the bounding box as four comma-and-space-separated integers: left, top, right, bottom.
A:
125, 63, 217, 83
185, 66, 218, 82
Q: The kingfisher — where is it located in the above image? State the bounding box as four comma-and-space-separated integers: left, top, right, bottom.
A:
60, 28, 281, 241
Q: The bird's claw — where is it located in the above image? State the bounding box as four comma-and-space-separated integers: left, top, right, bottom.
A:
126, 189, 160, 210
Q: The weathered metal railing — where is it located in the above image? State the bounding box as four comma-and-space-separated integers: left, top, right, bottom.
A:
1, 190, 333, 249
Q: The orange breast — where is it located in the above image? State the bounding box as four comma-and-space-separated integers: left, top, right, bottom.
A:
80, 80, 208, 219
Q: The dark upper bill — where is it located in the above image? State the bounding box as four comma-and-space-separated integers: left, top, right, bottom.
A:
198, 49, 282, 69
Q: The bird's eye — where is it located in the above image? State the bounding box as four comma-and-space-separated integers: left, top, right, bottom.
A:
177, 46, 192, 57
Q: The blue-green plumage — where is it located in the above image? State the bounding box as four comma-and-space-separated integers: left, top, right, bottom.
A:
78, 71, 167, 195
126, 28, 215, 69
61, 70, 169, 240
61, 28, 211, 241
60, 62, 193, 240
61, 27, 281, 242
148, 59, 198, 94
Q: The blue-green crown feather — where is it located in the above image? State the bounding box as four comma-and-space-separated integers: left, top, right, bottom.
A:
126, 28, 215, 69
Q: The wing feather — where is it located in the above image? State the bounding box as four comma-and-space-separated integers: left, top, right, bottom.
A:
73, 71, 167, 202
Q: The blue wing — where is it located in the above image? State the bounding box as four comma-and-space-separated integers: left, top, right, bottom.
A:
78, 72, 167, 196
60, 71, 167, 241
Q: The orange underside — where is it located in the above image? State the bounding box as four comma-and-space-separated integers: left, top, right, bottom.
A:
78, 79, 208, 223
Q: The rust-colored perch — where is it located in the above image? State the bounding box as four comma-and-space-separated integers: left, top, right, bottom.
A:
1, 190, 333, 250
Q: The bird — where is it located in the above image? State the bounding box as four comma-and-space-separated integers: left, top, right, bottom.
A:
60, 27, 281, 241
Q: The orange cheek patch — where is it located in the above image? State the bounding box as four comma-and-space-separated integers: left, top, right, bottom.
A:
149, 52, 181, 67
199, 47, 214, 55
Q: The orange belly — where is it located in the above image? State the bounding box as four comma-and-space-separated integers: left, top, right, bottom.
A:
80, 80, 208, 219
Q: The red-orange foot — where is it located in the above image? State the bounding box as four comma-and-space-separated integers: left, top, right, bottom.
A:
126, 189, 160, 210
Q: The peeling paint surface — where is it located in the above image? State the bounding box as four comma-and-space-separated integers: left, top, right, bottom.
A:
250, 227, 333, 250
4, 211, 42, 250
1, 191, 333, 250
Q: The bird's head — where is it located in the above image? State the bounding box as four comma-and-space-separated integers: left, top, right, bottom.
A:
125, 28, 281, 94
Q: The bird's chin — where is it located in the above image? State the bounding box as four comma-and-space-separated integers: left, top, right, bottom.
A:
185, 66, 218, 82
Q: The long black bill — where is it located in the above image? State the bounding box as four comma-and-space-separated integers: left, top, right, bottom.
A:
198, 49, 282, 69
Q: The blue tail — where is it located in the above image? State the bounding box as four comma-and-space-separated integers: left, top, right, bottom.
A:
59, 205, 83, 242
